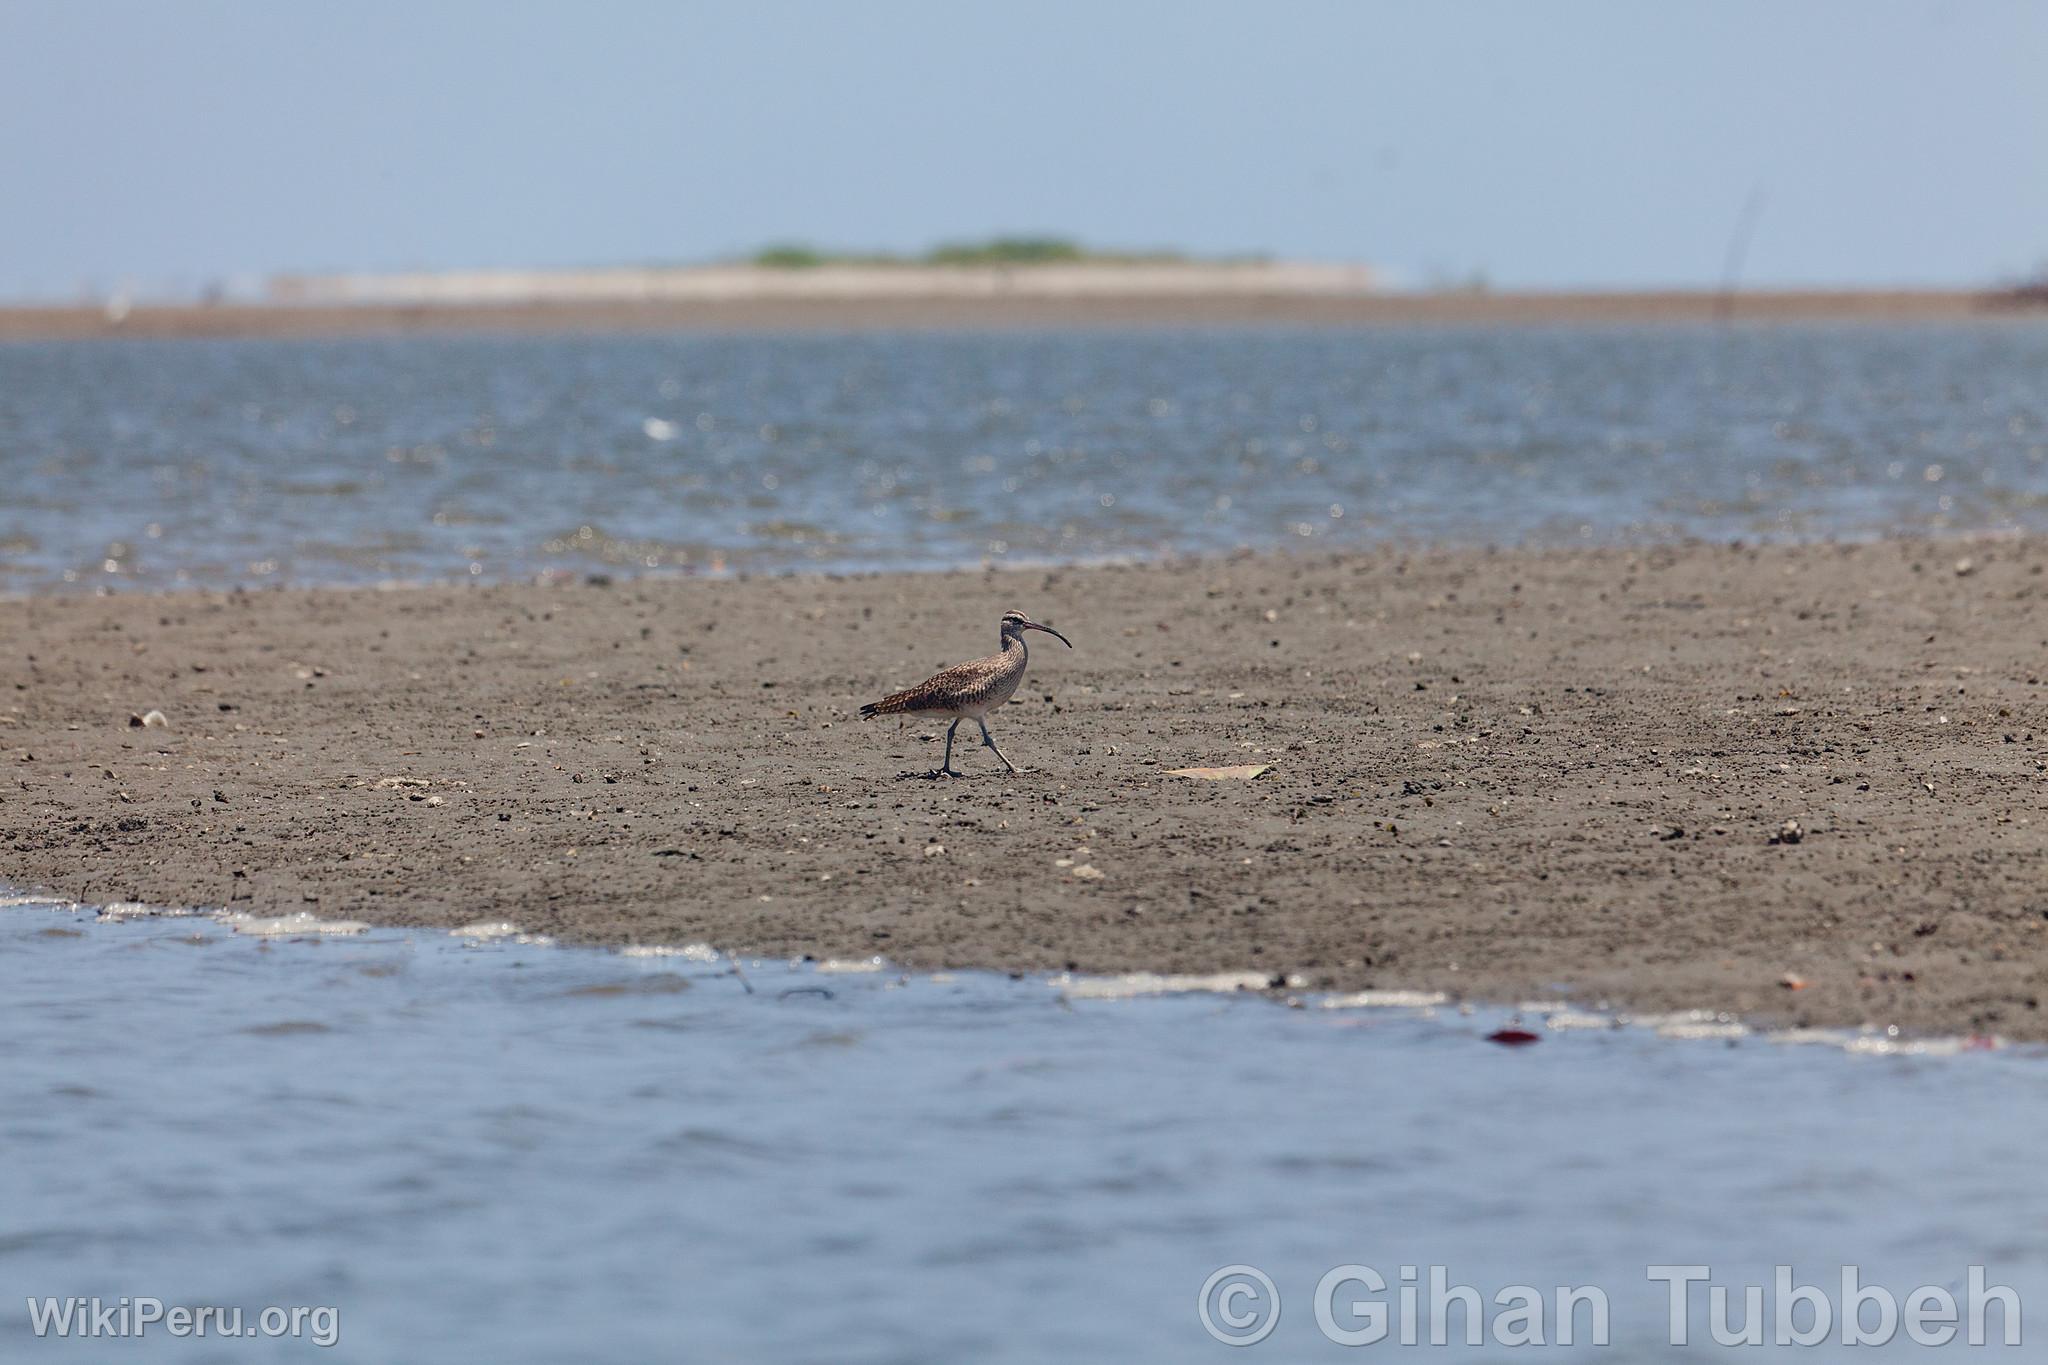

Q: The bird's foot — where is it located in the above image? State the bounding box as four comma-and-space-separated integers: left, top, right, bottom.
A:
918, 767, 963, 781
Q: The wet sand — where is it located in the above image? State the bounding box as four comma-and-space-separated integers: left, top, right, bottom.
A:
6, 541, 2048, 1038
0, 288, 2029, 340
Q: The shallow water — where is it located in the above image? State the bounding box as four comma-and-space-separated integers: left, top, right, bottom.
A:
1, 899, 2040, 1361
4, 323, 2047, 589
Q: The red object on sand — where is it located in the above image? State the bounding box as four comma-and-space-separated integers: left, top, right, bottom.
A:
1486, 1028, 1541, 1046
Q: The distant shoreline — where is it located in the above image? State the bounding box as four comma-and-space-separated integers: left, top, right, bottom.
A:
2, 288, 2039, 340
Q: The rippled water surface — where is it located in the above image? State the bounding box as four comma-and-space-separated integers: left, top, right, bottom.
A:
4, 323, 2047, 588
2, 901, 2041, 1361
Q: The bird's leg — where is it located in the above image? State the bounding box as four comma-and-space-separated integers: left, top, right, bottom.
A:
977, 718, 1018, 773
932, 717, 962, 778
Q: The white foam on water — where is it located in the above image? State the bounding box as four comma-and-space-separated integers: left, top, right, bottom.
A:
1055, 970, 1271, 1000
816, 956, 891, 974
1544, 1010, 1616, 1032
1769, 1027, 1855, 1048
451, 921, 523, 941
1573, 1009, 2002, 1055
0, 892, 79, 910
1839, 1033, 1975, 1058
98, 902, 200, 922
1656, 1020, 1752, 1041
447, 921, 555, 947
217, 911, 369, 937
1318, 989, 1449, 1010
619, 943, 722, 962
1629, 1008, 1736, 1028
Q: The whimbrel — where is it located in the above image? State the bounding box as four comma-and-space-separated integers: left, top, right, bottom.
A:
860, 610, 1073, 777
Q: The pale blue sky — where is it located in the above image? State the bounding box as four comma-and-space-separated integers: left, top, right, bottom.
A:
1, 0, 2043, 299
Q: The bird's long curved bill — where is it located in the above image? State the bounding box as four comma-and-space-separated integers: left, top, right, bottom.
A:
1023, 620, 1073, 648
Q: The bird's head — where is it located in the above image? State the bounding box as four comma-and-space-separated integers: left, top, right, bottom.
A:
1000, 609, 1072, 648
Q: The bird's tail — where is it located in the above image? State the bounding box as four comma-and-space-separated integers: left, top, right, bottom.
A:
859, 689, 918, 719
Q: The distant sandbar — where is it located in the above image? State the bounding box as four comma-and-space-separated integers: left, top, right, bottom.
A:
2, 287, 2035, 341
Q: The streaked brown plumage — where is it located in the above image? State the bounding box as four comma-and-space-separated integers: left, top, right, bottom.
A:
860, 609, 1072, 777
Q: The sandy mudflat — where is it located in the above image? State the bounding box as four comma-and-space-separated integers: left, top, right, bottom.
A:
6, 541, 2048, 1038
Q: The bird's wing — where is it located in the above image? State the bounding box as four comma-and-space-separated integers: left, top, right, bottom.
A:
861, 653, 1003, 715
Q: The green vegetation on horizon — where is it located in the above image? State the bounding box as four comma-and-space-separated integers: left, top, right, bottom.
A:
747, 236, 1236, 269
